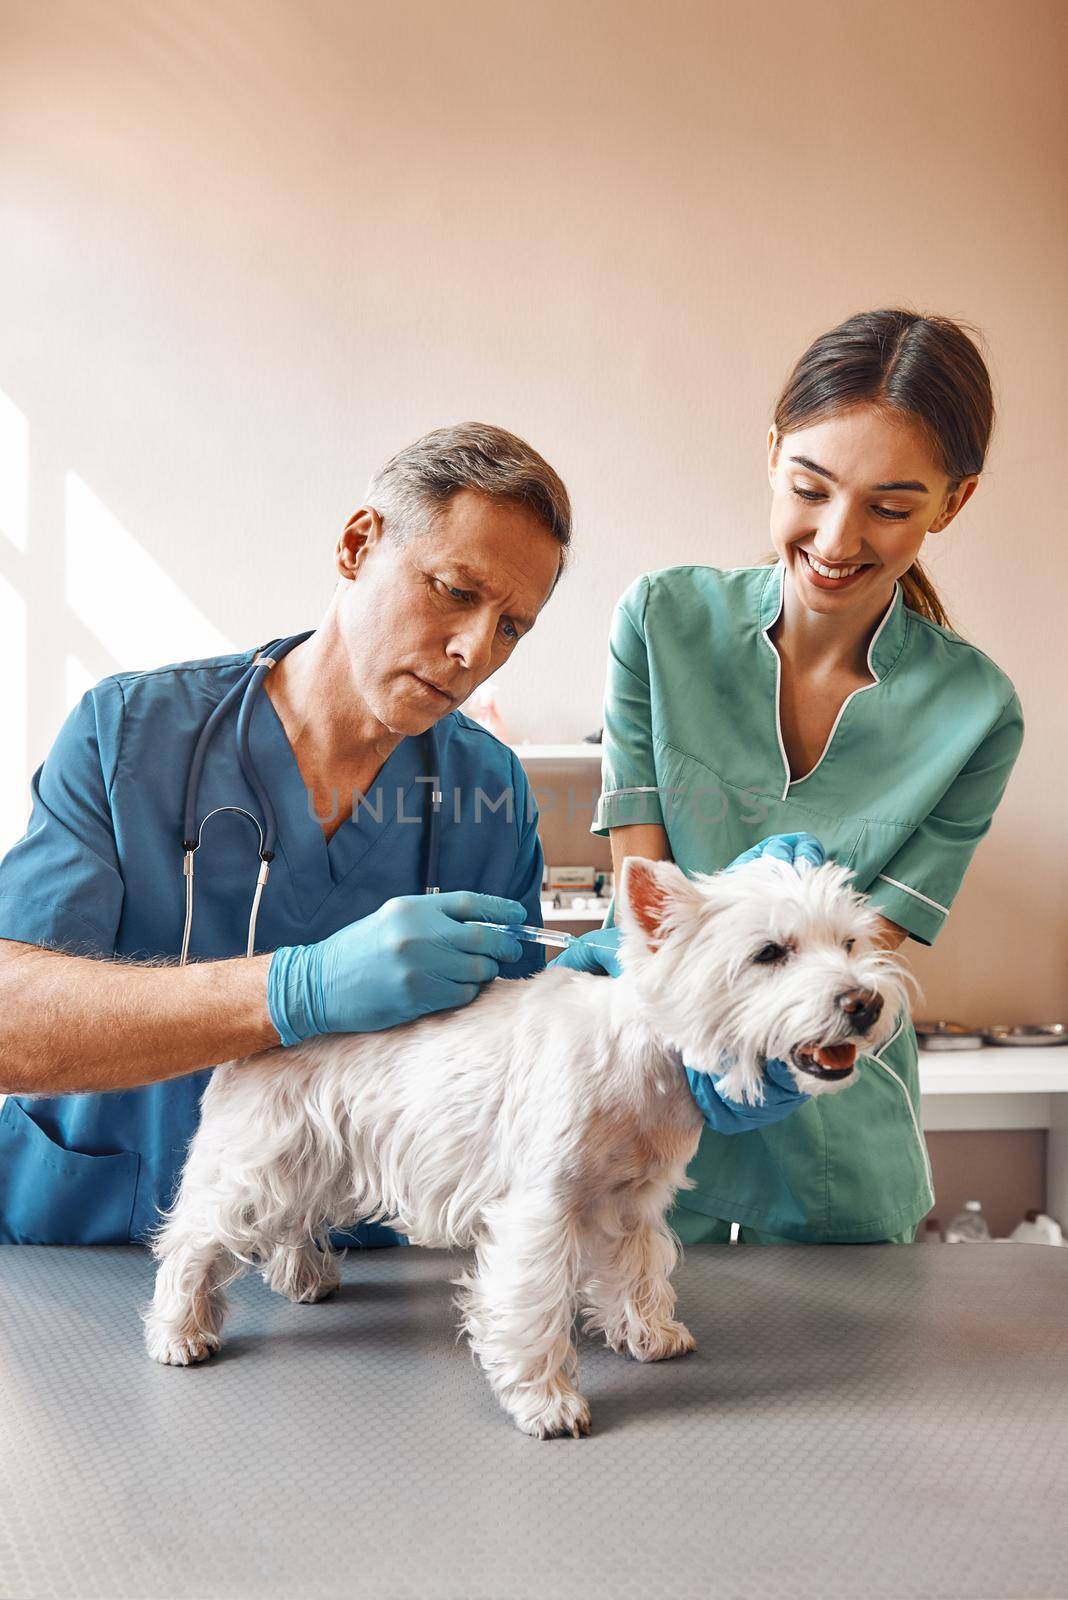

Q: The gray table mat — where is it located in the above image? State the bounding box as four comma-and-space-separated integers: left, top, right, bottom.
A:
1, 1242, 1066, 1600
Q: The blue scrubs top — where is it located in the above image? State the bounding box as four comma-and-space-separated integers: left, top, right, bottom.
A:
0, 637, 545, 1246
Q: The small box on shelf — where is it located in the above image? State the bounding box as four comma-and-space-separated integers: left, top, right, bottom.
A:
546, 865, 597, 892
540, 867, 613, 924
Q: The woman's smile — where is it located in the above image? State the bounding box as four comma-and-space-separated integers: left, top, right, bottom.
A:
796, 545, 876, 591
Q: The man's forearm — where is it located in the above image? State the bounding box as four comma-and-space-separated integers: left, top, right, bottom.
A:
0, 941, 282, 1095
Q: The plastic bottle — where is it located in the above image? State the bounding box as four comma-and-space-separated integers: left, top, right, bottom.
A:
945, 1200, 991, 1243
1008, 1210, 1064, 1246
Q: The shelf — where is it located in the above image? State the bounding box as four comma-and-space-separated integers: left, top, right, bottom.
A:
511, 743, 602, 765
541, 906, 607, 923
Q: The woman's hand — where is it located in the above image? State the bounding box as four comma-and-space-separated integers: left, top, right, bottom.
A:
549, 925, 623, 977
683, 1056, 811, 1134
723, 832, 826, 873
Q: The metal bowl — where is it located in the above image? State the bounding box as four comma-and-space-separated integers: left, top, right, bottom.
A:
914, 1020, 986, 1051
981, 1023, 1068, 1048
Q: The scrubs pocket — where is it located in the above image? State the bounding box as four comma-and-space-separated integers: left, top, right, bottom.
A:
0, 1097, 140, 1244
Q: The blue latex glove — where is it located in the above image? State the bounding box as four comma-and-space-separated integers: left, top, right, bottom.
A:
267, 891, 526, 1046
684, 1056, 810, 1134
724, 832, 826, 873
549, 925, 624, 977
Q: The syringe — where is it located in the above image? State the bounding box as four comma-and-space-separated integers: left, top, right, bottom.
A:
474, 920, 577, 950
474, 921, 620, 959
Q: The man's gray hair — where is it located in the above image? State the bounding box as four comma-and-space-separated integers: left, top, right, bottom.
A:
366, 422, 572, 569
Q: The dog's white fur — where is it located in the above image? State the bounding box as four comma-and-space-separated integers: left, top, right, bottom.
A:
143, 855, 910, 1437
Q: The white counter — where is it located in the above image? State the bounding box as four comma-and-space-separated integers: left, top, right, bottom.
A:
917, 1045, 1068, 1220
919, 1046, 1068, 1096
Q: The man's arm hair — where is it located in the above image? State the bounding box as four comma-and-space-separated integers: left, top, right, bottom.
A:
0, 940, 282, 1096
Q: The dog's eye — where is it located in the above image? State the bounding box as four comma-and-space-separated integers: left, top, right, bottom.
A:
843, 938, 856, 954
753, 942, 789, 965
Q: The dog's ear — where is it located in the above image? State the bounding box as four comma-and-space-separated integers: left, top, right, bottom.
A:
618, 857, 702, 949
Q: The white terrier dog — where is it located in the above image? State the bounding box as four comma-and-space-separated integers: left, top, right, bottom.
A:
143, 855, 909, 1438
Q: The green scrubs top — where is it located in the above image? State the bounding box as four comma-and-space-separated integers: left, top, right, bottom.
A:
592, 561, 1024, 1243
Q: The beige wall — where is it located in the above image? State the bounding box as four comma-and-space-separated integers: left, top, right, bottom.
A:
0, 0, 1065, 1023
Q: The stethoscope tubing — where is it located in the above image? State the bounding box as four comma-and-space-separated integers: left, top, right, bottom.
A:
179, 632, 443, 964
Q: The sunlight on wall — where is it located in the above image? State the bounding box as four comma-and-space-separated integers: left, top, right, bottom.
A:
0, 391, 28, 554
65, 473, 236, 670
0, 571, 28, 847
65, 654, 97, 712
0, 389, 29, 847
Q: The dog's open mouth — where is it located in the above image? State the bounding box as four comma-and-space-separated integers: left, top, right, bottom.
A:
790, 1042, 858, 1080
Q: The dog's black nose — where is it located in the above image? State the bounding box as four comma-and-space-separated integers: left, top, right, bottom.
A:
836, 988, 883, 1033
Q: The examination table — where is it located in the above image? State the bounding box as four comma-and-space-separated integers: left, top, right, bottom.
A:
1, 1243, 1065, 1599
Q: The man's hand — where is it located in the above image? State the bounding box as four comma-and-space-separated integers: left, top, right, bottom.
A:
267, 892, 526, 1047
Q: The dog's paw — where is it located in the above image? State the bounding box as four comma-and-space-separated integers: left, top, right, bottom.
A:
286, 1269, 341, 1304
515, 1386, 592, 1440
144, 1324, 221, 1366
263, 1246, 342, 1304
628, 1319, 696, 1362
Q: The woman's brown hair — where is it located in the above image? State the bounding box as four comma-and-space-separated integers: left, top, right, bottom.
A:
768, 309, 995, 630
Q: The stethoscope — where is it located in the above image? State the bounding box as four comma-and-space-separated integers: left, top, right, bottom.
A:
179, 631, 443, 964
